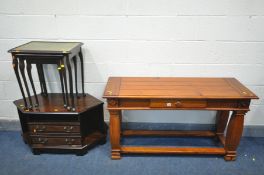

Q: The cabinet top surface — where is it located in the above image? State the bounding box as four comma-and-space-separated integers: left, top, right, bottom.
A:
8, 41, 83, 54
14, 93, 103, 114
103, 77, 258, 99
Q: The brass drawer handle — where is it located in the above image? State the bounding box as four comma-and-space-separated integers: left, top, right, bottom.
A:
34, 125, 46, 132
63, 126, 74, 132
175, 101, 182, 107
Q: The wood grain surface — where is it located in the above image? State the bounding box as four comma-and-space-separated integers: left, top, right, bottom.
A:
103, 77, 258, 99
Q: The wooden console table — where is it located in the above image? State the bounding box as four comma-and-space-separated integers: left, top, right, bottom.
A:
103, 77, 258, 161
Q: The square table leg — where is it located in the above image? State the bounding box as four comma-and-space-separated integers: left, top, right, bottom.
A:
109, 110, 122, 159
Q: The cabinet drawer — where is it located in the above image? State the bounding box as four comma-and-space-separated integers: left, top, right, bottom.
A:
150, 99, 207, 108
28, 122, 80, 134
31, 136, 82, 146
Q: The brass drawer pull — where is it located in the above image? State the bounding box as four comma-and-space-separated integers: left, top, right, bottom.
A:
35, 125, 46, 132
63, 126, 74, 132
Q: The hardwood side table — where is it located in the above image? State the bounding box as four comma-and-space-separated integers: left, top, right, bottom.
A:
9, 41, 86, 111
103, 77, 258, 161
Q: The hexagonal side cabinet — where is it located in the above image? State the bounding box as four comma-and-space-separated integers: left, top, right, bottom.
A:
14, 93, 107, 156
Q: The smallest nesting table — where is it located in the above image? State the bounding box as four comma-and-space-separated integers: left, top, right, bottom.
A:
103, 77, 258, 161
9, 41, 85, 111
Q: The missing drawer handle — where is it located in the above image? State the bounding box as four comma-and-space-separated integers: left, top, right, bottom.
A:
37, 138, 48, 144
65, 138, 75, 144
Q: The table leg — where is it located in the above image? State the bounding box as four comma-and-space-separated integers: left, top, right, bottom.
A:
216, 111, 229, 139
57, 62, 67, 108
36, 64, 44, 95
19, 58, 33, 109
66, 55, 75, 111
36, 64, 47, 96
39, 64, 48, 96
78, 49, 85, 96
224, 111, 246, 161
12, 55, 28, 109
109, 110, 121, 159
62, 59, 70, 110
26, 61, 39, 107
72, 56, 79, 97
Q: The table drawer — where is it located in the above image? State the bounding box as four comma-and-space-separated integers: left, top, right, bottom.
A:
150, 99, 207, 108
31, 136, 82, 146
28, 122, 80, 134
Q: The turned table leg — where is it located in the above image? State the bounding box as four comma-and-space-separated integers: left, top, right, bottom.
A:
109, 110, 121, 159
224, 111, 246, 161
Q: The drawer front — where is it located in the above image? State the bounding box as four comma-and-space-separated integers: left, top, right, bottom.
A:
31, 136, 82, 146
150, 99, 207, 108
28, 122, 80, 134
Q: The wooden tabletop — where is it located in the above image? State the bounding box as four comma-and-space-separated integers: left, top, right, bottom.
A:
103, 77, 258, 99
8, 41, 83, 54
14, 93, 103, 114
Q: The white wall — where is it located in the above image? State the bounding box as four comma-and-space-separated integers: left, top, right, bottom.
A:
0, 0, 263, 125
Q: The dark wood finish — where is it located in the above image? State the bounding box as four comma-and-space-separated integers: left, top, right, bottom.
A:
12, 54, 28, 109
9, 41, 85, 111
66, 55, 75, 111
39, 64, 48, 96
72, 56, 78, 97
103, 77, 258, 160
26, 60, 39, 107
78, 48, 86, 97
14, 93, 107, 155
19, 58, 33, 109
